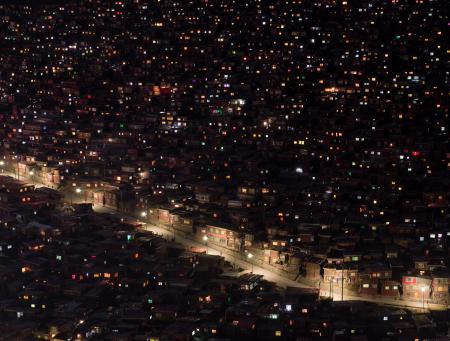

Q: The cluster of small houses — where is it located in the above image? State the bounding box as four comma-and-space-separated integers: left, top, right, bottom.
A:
140, 204, 450, 307
0, 200, 448, 341
1, 172, 449, 309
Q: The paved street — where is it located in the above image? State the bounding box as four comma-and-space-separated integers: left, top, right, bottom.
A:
139, 219, 446, 311
92, 205, 307, 288
0, 169, 45, 188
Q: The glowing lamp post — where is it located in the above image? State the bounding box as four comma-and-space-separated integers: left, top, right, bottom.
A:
421, 287, 426, 310
203, 235, 208, 254
247, 253, 254, 273
29, 171, 35, 186
75, 187, 82, 203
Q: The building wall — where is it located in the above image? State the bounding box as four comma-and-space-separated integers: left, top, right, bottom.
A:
402, 276, 431, 301
431, 277, 449, 304
380, 280, 401, 297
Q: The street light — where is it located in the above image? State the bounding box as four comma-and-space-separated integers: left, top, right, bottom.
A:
141, 211, 147, 218
72, 188, 82, 204
203, 235, 208, 254
13, 156, 19, 180
247, 253, 254, 273
329, 276, 334, 300
29, 171, 35, 186
421, 286, 426, 310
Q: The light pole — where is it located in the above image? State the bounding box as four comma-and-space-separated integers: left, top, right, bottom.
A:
421, 287, 426, 310
120, 189, 123, 221
29, 171, 35, 187
203, 235, 208, 254
330, 276, 334, 301
171, 222, 175, 241
15, 157, 20, 181
140, 211, 147, 232
75, 187, 81, 204
247, 253, 253, 273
